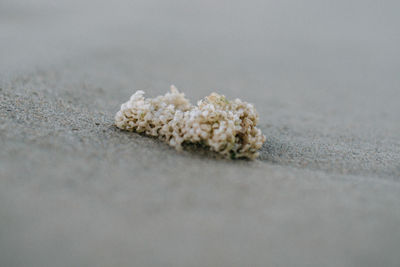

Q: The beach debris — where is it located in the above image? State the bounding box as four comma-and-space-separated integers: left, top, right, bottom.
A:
115, 86, 265, 159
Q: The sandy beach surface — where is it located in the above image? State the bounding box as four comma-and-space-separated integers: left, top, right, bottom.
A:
1, 1, 400, 266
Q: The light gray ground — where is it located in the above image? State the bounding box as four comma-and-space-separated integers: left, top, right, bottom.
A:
1, 1, 400, 266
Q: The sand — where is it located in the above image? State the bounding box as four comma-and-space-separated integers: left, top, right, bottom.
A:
1, 1, 400, 266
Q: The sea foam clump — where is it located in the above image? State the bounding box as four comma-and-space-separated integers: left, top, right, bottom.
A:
115, 86, 265, 159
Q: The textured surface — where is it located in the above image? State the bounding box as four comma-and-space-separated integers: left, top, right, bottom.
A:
115, 88, 265, 159
1, 1, 400, 266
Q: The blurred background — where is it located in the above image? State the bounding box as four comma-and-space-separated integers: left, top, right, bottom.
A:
1, 0, 399, 134
1, 0, 400, 266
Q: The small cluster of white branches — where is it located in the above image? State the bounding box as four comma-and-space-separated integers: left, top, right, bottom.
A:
115, 86, 265, 159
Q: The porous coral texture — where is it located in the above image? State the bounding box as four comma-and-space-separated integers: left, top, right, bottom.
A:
115, 86, 266, 159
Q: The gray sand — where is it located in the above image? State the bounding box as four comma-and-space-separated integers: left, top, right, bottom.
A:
1, 1, 400, 266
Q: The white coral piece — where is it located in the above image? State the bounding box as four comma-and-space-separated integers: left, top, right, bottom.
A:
115, 85, 266, 159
